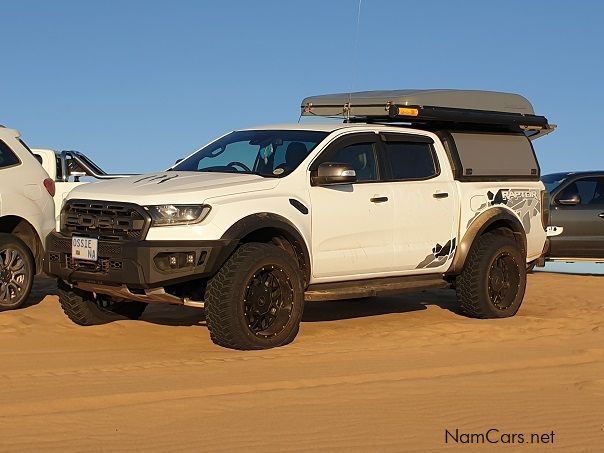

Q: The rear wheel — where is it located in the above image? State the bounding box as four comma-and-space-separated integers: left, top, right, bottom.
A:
455, 231, 526, 318
205, 242, 304, 350
0, 234, 35, 310
57, 281, 147, 325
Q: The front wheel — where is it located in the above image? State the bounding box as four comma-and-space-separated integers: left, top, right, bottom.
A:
0, 234, 35, 310
455, 231, 527, 318
205, 242, 304, 350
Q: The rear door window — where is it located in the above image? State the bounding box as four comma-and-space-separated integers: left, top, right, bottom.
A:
382, 140, 438, 180
0, 140, 20, 168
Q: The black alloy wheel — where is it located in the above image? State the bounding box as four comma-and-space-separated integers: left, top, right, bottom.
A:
0, 234, 34, 310
243, 265, 294, 338
487, 252, 520, 311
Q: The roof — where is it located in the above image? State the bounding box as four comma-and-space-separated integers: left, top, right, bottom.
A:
543, 171, 604, 178
0, 126, 19, 137
240, 123, 349, 132
239, 123, 441, 136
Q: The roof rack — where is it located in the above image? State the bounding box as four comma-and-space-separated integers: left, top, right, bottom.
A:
300, 89, 555, 138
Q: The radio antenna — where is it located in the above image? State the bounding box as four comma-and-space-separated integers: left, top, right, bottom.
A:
346, 0, 363, 122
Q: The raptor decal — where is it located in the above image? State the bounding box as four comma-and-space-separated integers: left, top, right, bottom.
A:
466, 188, 541, 233
416, 238, 457, 269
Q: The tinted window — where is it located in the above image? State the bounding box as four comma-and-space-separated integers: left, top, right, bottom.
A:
330, 142, 379, 182
173, 130, 328, 177
0, 140, 20, 168
557, 177, 604, 205
450, 132, 538, 178
383, 142, 437, 180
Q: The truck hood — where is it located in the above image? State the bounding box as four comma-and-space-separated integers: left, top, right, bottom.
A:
66, 171, 280, 205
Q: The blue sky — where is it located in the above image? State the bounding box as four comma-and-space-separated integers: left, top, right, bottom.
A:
1, 0, 603, 175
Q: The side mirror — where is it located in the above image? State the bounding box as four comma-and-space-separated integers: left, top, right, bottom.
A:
311, 162, 357, 186
174, 158, 184, 165
557, 194, 581, 206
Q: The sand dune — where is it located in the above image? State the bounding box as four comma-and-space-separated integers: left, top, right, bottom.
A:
0, 273, 602, 451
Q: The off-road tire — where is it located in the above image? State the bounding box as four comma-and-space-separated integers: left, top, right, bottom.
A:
205, 242, 304, 350
0, 233, 35, 310
57, 281, 147, 325
455, 231, 526, 318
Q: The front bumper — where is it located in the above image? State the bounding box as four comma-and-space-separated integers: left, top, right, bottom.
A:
44, 232, 236, 288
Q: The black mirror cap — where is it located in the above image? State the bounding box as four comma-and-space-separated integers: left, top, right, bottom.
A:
311, 162, 357, 186
174, 158, 184, 165
557, 194, 581, 206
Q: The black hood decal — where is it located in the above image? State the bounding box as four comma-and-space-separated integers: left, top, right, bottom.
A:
134, 174, 180, 184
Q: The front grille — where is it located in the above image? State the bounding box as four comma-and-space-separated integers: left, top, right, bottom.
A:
62, 200, 150, 241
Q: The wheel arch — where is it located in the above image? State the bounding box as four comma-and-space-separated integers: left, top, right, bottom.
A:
0, 215, 44, 274
448, 207, 527, 275
221, 213, 311, 286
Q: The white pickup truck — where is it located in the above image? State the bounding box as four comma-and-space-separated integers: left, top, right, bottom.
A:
32, 149, 132, 229
45, 89, 554, 350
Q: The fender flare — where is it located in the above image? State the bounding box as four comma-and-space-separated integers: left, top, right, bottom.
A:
221, 213, 311, 284
447, 207, 527, 275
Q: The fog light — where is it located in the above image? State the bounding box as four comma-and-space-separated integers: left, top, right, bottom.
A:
154, 252, 198, 271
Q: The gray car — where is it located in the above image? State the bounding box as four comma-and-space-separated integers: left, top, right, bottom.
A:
542, 171, 604, 262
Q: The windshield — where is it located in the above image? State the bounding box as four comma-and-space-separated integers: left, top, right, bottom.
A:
173, 130, 328, 177
541, 173, 569, 193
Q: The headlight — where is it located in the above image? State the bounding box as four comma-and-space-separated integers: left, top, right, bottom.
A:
144, 204, 211, 226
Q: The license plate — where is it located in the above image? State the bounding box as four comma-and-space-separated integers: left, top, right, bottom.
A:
72, 237, 98, 262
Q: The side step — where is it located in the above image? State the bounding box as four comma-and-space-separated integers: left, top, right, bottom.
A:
304, 274, 450, 302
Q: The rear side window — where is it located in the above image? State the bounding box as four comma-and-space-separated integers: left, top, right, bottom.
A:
450, 132, 539, 180
0, 140, 20, 168
382, 142, 437, 180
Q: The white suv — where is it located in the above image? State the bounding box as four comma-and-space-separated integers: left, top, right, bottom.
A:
0, 126, 55, 309
45, 89, 553, 349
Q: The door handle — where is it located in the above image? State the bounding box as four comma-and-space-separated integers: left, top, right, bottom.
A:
599, 213, 604, 219
433, 192, 449, 199
370, 196, 389, 203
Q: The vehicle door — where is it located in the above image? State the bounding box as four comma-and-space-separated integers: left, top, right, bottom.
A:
378, 132, 458, 272
549, 176, 604, 258
308, 132, 395, 279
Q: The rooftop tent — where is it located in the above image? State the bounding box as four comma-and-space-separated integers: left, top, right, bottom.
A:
300, 89, 555, 138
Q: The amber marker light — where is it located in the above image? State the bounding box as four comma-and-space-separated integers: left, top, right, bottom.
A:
398, 107, 419, 116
